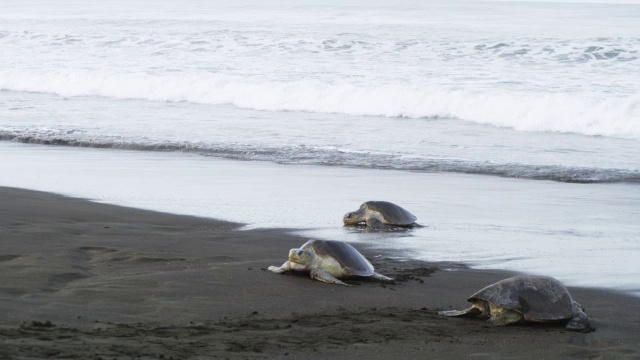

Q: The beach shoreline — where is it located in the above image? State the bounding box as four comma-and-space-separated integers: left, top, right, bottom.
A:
1, 186, 639, 359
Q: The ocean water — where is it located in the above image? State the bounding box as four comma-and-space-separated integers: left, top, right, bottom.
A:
1, 0, 639, 294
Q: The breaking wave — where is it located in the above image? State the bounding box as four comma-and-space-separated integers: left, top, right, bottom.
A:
1, 69, 638, 139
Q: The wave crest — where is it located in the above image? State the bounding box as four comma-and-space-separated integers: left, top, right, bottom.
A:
1, 69, 639, 139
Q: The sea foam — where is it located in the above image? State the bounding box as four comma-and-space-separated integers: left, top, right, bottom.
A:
1, 69, 639, 139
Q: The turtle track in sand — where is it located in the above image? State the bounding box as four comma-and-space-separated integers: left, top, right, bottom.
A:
0, 307, 589, 360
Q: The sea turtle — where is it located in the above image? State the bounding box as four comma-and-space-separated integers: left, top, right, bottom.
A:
438, 275, 592, 332
267, 239, 394, 286
343, 201, 417, 229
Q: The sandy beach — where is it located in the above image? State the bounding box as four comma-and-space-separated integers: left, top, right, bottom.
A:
1, 187, 639, 359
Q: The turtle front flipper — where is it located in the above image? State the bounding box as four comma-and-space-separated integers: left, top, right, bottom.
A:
438, 306, 482, 317
268, 261, 292, 274
365, 217, 388, 230
487, 308, 523, 326
311, 268, 353, 286
566, 301, 594, 332
371, 272, 395, 283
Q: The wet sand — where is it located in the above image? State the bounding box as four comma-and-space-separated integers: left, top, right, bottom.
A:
1, 187, 639, 359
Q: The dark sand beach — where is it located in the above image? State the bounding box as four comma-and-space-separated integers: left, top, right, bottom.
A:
1, 187, 639, 359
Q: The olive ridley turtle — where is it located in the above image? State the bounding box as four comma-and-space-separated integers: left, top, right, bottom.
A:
343, 201, 417, 229
439, 275, 592, 332
268, 239, 394, 286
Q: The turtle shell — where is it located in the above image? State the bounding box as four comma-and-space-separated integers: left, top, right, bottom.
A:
302, 240, 374, 277
469, 275, 574, 321
364, 201, 417, 225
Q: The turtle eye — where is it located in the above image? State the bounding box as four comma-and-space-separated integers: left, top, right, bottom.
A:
297, 250, 303, 256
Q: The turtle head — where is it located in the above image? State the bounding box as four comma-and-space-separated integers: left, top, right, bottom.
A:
343, 211, 360, 225
343, 205, 366, 225
288, 248, 314, 266
566, 301, 593, 332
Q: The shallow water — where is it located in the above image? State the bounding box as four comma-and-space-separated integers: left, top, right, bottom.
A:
2, 142, 638, 296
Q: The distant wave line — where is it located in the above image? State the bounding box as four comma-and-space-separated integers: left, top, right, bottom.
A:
2, 133, 638, 184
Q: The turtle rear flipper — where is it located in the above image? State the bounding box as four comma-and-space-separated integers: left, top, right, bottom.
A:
438, 306, 482, 317
371, 272, 395, 283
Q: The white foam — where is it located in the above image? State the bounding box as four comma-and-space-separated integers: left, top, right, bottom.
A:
1, 69, 639, 139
